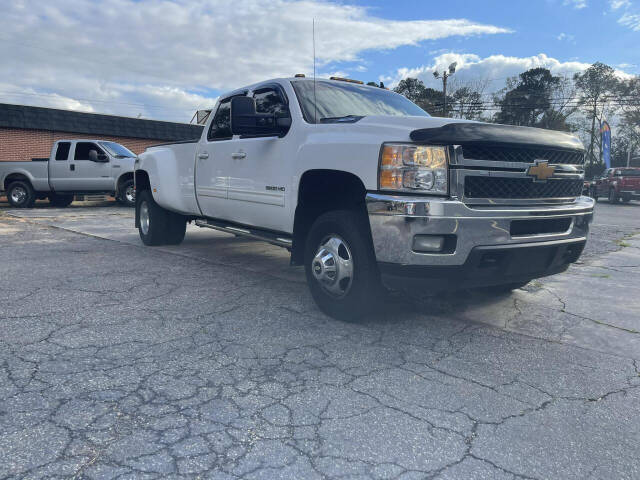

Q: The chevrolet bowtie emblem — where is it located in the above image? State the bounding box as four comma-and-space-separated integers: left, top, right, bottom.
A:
526, 160, 556, 182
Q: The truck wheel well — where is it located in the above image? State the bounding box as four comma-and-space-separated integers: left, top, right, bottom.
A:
135, 170, 150, 192
117, 172, 134, 192
4, 174, 31, 191
291, 169, 368, 266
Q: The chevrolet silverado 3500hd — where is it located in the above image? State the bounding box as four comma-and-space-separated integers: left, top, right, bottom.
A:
134, 77, 594, 319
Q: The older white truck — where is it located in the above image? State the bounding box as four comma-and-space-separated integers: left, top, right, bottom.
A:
0, 139, 137, 208
134, 77, 594, 319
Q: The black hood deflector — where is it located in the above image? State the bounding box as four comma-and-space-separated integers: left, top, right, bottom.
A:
410, 123, 584, 151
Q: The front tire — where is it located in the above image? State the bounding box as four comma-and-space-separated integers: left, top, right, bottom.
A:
304, 209, 382, 321
6, 181, 36, 208
118, 180, 136, 207
136, 190, 186, 246
48, 193, 74, 208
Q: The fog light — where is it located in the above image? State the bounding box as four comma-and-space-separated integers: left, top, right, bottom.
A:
412, 235, 445, 253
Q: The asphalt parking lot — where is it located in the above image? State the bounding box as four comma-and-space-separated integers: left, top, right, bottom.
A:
1, 200, 639, 479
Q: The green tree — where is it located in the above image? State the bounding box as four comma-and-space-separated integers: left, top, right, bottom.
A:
393, 77, 453, 116
494, 68, 561, 127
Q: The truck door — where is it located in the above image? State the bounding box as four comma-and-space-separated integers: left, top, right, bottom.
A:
224, 86, 293, 232
48, 141, 74, 191
71, 142, 113, 191
196, 95, 243, 219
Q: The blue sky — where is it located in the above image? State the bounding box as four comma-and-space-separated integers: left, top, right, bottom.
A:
330, 0, 638, 85
0, 0, 637, 122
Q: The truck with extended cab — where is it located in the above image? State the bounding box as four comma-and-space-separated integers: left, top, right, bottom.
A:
589, 167, 640, 203
134, 77, 594, 319
1, 139, 137, 208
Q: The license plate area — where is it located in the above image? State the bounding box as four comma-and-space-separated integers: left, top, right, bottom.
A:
510, 218, 572, 237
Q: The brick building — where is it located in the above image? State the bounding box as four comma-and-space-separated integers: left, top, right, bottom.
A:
0, 103, 204, 162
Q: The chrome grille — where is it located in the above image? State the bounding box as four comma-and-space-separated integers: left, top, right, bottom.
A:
451, 144, 586, 204
461, 145, 584, 165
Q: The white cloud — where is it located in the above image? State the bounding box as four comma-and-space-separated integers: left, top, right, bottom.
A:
0, 0, 510, 122
557, 32, 576, 42
563, 0, 587, 9
610, 0, 631, 10
610, 0, 640, 30
619, 12, 640, 29
385, 52, 633, 92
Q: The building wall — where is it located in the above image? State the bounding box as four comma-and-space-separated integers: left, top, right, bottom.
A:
0, 127, 167, 162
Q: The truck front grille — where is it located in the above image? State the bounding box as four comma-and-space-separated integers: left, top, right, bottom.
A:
462, 145, 584, 165
464, 176, 584, 199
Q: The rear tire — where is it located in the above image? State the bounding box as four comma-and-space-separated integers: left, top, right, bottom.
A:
136, 190, 186, 246
117, 179, 136, 207
6, 181, 36, 208
48, 193, 74, 208
609, 188, 619, 204
304, 209, 382, 321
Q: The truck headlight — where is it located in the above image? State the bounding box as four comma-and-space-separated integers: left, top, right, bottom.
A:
379, 144, 448, 195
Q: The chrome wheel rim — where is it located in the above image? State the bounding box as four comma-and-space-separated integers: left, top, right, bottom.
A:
140, 201, 150, 235
125, 185, 135, 203
10, 186, 27, 205
311, 235, 354, 298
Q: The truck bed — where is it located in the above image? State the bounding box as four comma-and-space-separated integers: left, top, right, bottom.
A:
0, 160, 50, 192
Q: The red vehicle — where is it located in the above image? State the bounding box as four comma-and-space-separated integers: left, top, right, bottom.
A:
590, 167, 640, 203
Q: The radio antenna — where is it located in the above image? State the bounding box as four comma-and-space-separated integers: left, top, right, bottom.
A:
313, 18, 317, 124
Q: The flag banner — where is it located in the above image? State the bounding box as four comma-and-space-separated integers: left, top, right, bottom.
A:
601, 121, 611, 169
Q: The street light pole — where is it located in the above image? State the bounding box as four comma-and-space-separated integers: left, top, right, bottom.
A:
433, 62, 457, 117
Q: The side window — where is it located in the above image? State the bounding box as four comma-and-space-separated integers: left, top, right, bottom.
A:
74, 142, 104, 160
253, 88, 288, 116
207, 93, 247, 141
55, 142, 71, 160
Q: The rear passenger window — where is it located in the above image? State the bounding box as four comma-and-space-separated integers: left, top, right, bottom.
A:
55, 142, 71, 160
253, 88, 288, 116
74, 142, 104, 160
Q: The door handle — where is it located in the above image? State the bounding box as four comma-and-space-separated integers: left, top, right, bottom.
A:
70, 164, 75, 171
198, 152, 209, 160
232, 151, 246, 160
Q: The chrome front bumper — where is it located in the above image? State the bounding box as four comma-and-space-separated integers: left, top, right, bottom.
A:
366, 193, 594, 267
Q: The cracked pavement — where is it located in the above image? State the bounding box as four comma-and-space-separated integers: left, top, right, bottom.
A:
1, 201, 639, 479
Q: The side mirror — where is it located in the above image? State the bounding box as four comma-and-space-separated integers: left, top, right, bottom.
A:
230, 97, 289, 137
89, 150, 108, 162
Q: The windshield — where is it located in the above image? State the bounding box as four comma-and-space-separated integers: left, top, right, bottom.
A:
618, 169, 640, 176
292, 80, 429, 123
99, 141, 136, 158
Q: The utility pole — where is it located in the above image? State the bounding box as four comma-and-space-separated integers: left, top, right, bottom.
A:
433, 62, 457, 117
628, 150, 632, 168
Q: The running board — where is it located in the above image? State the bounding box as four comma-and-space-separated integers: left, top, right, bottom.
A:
194, 219, 292, 248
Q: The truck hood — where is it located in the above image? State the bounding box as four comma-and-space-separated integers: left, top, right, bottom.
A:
355, 115, 475, 137
352, 116, 584, 151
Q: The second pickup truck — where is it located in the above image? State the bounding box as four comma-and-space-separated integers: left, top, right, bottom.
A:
0, 139, 137, 208
134, 77, 594, 319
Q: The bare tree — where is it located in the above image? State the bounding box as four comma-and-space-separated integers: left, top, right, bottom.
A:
447, 77, 489, 120
574, 62, 623, 165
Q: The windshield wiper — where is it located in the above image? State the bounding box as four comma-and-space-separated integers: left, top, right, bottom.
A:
319, 115, 364, 123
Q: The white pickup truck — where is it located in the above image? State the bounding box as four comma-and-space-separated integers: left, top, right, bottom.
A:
134, 77, 594, 319
0, 139, 137, 208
